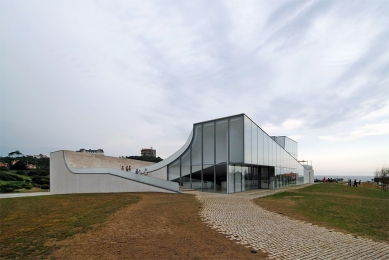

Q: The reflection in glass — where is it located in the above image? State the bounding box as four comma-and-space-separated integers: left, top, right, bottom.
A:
258, 129, 264, 165
234, 165, 242, 192
181, 149, 191, 188
216, 120, 228, 163
191, 165, 202, 190
228, 165, 235, 193
203, 122, 214, 164
252, 123, 258, 165
264, 135, 269, 165
244, 116, 252, 164
215, 163, 227, 193
229, 117, 244, 163
202, 164, 214, 191
260, 167, 269, 189
192, 125, 202, 165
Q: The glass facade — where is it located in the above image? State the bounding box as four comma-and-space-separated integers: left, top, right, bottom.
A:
167, 114, 305, 193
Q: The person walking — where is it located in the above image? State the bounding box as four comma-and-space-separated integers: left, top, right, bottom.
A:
125, 166, 128, 172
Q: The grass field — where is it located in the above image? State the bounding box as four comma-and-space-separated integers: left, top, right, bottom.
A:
1, 193, 267, 260
0, 193, 141, 259
255, 183, 389, 242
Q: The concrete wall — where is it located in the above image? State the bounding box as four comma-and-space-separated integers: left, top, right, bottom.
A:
50, 151, 178, 194
304, 166, 314, 184
65, 151, 155, 170
148, 166, 167, 180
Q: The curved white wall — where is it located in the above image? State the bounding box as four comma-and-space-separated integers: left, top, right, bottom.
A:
50, 151, 178, 194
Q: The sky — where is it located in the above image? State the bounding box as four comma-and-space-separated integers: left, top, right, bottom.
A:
1, 0, 388, 176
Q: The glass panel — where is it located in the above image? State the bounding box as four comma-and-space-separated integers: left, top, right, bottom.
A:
260, 167, 269, 189
269, 167, 275, 189
202, 164, 214, 192
234, 165, 242, 192
203, 122, 214, 164
216, 120, 228, 163
181, 150, 191, 188
168, 158, 180, 182
228, 165, 235, 193
252, 123, 258, 165
192, 125, 202, 165
215, 163, 227, 193
263, 135, 269, 165
253, 167, 259, 189
244, 116, 252, 164
258, 129, 264, 165
242, 166, 253, 191
268, 137, 273, 166
273, 141, 277, 167
191, 165, 202, 190
229, 116, 244, 163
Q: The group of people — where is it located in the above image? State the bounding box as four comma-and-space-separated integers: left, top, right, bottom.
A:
323, 177, 338, 183
121, 165, 132, 171
348, 179, 361, 187
322, 177, 362, 187
120, 165, 148, 175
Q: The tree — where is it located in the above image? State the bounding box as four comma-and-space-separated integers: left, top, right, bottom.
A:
374, 165, 389, 190
10, 161, 26, 170
8, 150, 23, 158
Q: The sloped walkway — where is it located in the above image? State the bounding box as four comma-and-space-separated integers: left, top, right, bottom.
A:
185, 186, 389, 260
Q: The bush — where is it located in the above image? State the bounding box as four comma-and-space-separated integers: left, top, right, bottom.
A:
41, 184, 50, 189
0, 172, 24, 181
32, 176, 49, 185
0, 183, 16, 193
22, 183, 31, 189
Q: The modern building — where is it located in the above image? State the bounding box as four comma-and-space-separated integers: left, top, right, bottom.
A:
141, 148, 156, 157
164, 114, 312, 193
50, 114, 313, 195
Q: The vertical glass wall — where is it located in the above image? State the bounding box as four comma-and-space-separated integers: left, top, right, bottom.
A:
181, 150, 190, 188
167, 114, 306, 193
229, 117, 244, 163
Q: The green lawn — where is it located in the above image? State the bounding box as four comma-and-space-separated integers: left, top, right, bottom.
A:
0, 193, 140, 259
255, 183, 389, 242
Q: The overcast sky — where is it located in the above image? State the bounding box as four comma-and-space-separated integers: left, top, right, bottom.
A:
1, 0, 388, 176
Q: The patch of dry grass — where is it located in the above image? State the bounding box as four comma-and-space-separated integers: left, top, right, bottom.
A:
1, 193, 268, 260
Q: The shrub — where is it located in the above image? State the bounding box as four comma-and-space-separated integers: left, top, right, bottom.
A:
0, 183, 15, 193
0, 172, 24, 181
41, 184, 50, 189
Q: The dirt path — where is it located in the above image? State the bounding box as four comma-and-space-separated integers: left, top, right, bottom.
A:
51, 193, 267, 259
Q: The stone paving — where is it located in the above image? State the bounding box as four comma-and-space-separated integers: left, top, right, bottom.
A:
185, 186, 389, 260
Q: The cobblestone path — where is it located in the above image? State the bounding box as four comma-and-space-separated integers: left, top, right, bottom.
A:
188, 188, 389, 260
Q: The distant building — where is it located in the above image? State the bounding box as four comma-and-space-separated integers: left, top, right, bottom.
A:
11, 160, 19, 165
141, 147, 156, 157
26, 164, 37, 170
77, 148, 104, 155
0, 162, 9, 169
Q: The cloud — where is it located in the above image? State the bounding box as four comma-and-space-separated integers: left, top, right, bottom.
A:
288, 135, 304, 141
319, 121, 389, 141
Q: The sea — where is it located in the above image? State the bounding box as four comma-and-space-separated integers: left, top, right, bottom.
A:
314, 175, 374, 182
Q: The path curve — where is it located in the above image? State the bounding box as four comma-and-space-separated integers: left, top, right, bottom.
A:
187, 187, 389, 260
